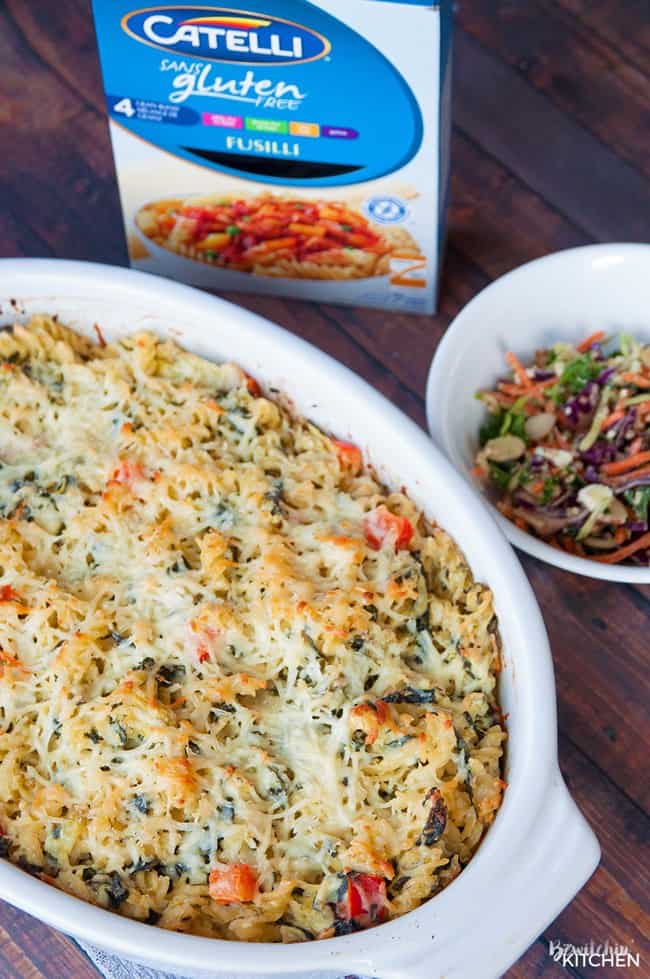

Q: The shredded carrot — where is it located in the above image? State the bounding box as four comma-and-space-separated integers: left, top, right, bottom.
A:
492, 392, 517, 406
576, 330, 606, 353
471, 464, 487, 478
621, 372, 650, 389
498, 382, 526, 397
600, 409, 625, 432
514, 518, 527, 531
602, 451, 650, 476
505, 352, 532, 388
638, 401, 650, 417
595, 530, 650, 564
498, 377, 555, 397
614, 527, 627, 545
529, 480, 545, 495
607, 464, 650, 487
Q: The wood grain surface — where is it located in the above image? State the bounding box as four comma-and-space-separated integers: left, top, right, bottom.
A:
0, 1, 648, 976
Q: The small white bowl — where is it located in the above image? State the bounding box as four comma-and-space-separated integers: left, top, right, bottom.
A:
426, 243, 650, 583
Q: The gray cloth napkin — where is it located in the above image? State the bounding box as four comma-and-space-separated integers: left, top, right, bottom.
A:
78, 939, 364, 979
79, 941, 193, 979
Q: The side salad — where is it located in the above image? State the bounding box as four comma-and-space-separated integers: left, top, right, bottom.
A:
474, 331, 650, 565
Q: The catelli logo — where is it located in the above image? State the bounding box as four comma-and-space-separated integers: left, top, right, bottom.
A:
121, 6, 331, 65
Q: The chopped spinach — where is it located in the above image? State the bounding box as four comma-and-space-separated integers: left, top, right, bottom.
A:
156, 663, 186, 687
132, 857, 161, 873
209, 702, 236, 719
264, 479, 285, 515
132, 794, 151, 815
333, 919, 361, 936
217, 802, 235, 822
211, 501, 234, 531
364, 603, 378, 622
364, 673, 379, 692
382, 686, 436, 705
107, 871, 129, 907
167, 555, 190, 575
389, 876, 410, 897
417, 787, 447, 846
109, 718, 129, 748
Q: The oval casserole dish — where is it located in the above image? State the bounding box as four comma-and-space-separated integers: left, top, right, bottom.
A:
0, 259, 599, 979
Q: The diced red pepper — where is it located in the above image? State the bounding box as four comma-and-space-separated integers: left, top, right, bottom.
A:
111, 459, 146, 489
363, 506, 413, 551
244, 374, 262, 397
0, 585, 20, 603
190, 624, 220, 664
209, 863, 258, 904
332, 438, 362, 475
337, 873, 387, 925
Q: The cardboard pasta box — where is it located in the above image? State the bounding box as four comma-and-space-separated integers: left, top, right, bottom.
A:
91, 1, 452, 314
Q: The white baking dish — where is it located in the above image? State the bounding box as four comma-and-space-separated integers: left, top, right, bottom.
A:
0, 259, 599, 979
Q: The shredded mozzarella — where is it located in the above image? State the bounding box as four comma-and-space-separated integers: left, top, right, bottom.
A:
0, 316, 505, 941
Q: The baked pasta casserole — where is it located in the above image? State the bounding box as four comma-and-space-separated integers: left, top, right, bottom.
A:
135, 194, 419, 279
0, 316, 505, 942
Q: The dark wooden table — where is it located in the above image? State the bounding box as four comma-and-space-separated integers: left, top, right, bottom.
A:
1, 1, 649, 977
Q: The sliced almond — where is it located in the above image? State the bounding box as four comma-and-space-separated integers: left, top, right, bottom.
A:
483, 435, 526, 463
524, 412, 556, 441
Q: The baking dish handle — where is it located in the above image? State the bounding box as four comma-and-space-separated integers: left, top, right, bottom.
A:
376, 770, 600, 979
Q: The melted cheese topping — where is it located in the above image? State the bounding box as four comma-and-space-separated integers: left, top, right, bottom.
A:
0, 316, 505, 942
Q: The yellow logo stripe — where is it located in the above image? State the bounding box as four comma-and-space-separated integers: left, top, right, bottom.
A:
181, 16, 271, 29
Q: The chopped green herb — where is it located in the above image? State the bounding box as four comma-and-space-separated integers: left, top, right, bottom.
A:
549, 354, 601, 402
624, 487, 650, 523
541, 478, 558, 505
479, 412, 504, 446
488, 462, 513, 492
